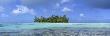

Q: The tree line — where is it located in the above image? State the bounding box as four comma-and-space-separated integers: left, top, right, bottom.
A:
34, 15, 69, 23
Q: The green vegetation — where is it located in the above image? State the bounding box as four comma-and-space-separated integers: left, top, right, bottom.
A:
34, 15, 69, 23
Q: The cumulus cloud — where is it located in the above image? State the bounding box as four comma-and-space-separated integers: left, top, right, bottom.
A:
12, 5, 35, 15
62, 7, 71, 12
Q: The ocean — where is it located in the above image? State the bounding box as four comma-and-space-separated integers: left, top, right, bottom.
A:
0, 23, 109, 36
0, 23, 110, 29
0, 23, 109, 32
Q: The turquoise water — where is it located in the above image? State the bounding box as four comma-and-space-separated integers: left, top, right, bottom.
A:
0, 23, 109, 36
0, 23, 110, 30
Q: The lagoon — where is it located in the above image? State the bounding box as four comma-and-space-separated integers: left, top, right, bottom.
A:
0, 23, 110, 30
0, 23, 110, 36
0, 23, 109, 32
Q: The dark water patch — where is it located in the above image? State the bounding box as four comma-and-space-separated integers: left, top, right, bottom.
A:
0, 24, 4, 27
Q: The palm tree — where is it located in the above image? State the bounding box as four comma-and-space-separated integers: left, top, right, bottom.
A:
34, 15, 69, 23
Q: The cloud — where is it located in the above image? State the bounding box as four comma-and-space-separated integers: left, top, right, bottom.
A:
61, 0, 70, 3
62, 7, 71, 12
80, 13, 85, 17
12, 5, 35, 15
0, 14, 9, 17
56, 3, 60, 7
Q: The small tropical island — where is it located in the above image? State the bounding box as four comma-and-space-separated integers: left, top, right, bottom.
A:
34, 15, 69, 23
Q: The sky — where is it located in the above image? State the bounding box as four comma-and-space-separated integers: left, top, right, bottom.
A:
0, 0, 110, 23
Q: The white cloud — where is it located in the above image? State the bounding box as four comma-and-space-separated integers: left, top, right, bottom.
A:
62, 7, 71, 12
56, 3, 60, 7
12, 5, 35, 15
0, 14, 9, 17
61, 0, 70, 3
80, 13, 85, 17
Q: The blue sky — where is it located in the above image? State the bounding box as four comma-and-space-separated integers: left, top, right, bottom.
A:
0, 0, 110, 23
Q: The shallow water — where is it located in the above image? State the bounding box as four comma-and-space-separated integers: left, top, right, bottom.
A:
0, 23, 110, 30
0, 23, 110, 36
